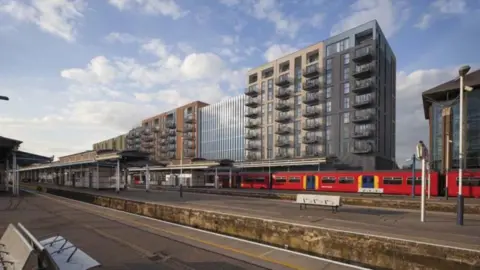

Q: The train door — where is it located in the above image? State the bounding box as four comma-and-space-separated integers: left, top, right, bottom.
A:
235, 176, 241, 188
361, 175, 374, 189
306, 175, 315, 190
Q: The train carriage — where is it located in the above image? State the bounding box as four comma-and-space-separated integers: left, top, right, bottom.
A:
239, 172, 269, 189
446, 170, 480, 198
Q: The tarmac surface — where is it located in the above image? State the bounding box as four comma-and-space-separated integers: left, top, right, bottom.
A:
47, 185, 480, 250
142, 185, 480, 204
0, 191, 364, 270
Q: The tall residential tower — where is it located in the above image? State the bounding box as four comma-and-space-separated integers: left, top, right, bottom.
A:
244, 20, 396, 170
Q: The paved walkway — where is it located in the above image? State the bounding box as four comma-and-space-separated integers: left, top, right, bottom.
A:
44, 186, 480, 251
1, 191, 363, 270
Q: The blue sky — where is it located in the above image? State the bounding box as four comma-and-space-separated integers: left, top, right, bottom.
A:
0, 0, 479, 164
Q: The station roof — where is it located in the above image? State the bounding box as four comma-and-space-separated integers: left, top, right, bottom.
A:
422, 69, 480, 119
0, 136, 52, 166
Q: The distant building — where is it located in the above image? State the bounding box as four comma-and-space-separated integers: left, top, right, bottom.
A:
93, 134, 127, 151
422, 69, 480, 171
199, 95, 246, 161
244, 20, 396, 170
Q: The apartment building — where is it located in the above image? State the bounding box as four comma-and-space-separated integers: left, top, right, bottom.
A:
93, 134, 127, 151
199, 95, 246, 161
244, 20, 397, 170
126, 101, 209, 163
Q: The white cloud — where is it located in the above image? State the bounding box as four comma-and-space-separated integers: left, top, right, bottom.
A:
180, 53, 225, 79
0, 0, 85, 42
107, 0, 188, 19
61, 56, 117, 85
330, 0, 410, 38
221, 35, 239, 45
263, 44, 297, 62
310, 13, 325, 28
432, 0, 466, 14
219, 0, 240, 6
140, 38, 170, 59
415, 13, 433, 30
105, 32, 140, 43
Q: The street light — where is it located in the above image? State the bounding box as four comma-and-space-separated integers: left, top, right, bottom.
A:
176, 129, 184, 187
0, 95, 9, 101
457, 65, 472, 226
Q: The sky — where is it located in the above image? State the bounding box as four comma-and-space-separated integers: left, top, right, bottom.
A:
1, 0, 480, 166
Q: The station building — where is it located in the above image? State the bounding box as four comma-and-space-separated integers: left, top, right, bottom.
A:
422, 69, 480, 171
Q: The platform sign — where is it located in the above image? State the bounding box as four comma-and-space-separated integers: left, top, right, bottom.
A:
358, 188, 384, 194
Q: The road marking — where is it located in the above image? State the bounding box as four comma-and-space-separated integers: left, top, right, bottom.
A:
31, 191, 368, 270
259, 249, 275, 257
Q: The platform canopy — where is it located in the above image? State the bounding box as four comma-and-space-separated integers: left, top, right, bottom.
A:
0, 136, 52, 166
422, 69, 480, 119
95, 149, 167, 167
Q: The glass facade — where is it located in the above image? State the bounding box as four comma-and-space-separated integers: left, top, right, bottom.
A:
199, 95, 246, 161
451, 90, 480, 169
431, 103, 443, 170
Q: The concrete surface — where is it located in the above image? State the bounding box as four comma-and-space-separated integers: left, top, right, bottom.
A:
31, 186, 480, 270
1, 192, 362, 270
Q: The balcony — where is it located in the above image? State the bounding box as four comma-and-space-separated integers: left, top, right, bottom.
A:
352, 46, 374, 63
160, 131, 168, 138
352, 143, 373, 154
275, 125, 292, 135
302, 121, 322, 131
166, 120, 176, 129
246, 152, 260, 161
353, 63, 375, 79
143, 128, 152, 135
245, 119, 261, 129
184, 149, 196, 158
352, 129, 374, 139
167, 144, 176, 151
245, 85, 260, 97
275, 100, 292, 112
275, 75, 292, 87
352, 95, 375, 108
184, 124, 195, 132
168, 130, 177, 136
245, 96, 260, 107
185, 114, 195, 123
167, 137, 176, 144
302, 79, 321, 92
184, 141, 195, 149
159, 139, 167, 145
304, 149, 322, 157
143, 134, 154, 142
184, 132, 195, 140
303, 64, 321, 78
275, 88, 292, 99
353, 78, 375, 94
303, 106, 322, 118
352, 113, 374, 123
167, 152, 176, 159
153, 125, 161, 132
302, 135, 322, 144
245, 142, 261, 151
275, 151, 291, 159
275, 113, 292, 123
303, 93, 321, 105
245, 108, 260, 118
275, 138, 291, 147
245, 131, 260, 139
160, 146, 168, 153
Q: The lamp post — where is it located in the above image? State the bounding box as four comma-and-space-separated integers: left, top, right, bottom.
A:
0, 95, 9, 101
416, 141, 428, 222
457, 65, 471, 226
176, 129, 184, 187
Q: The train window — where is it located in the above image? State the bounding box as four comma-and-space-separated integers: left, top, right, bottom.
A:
275, 177, 287, 183
406, 177, 422, 185
321, 176, 336, 184
289, 177, 301, 183
455, 177, 480, 186
244, 178, 254, 183
255, 178, 265, 183
339, 177, 354, 184
383, 177, 402, 185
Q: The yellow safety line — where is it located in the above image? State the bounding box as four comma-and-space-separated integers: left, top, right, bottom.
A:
37, 193, 305, 270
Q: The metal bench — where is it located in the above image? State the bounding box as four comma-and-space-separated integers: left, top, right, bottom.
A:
295, 194, 341, 213
1, 223, 101, 270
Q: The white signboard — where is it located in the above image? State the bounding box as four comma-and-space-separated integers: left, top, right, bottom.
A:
295, 194, 341, 206
358, 188, 384, 194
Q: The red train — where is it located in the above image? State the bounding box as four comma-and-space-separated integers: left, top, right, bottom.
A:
225, 170, 480, 198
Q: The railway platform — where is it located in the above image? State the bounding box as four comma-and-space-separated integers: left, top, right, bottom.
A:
27, 184, 480, 250
1, 191, 362, 270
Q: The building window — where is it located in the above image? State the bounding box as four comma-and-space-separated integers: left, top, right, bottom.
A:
326, 101, 331, 112
343, 97, 350, 109
343, 125, 349, 138
326, 115, 331, 126
326, 70, 332, 85
343, 66, 349, 81
326, 128, 331, 141
343, 112, 350, 123
326, 87, 331, 99
343, 82, 350, 94
267, 79, 273, 100
267, 114, 272, 123
326, 59, 332, 70
343, 53, 350, 65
